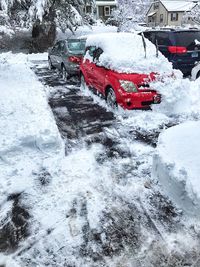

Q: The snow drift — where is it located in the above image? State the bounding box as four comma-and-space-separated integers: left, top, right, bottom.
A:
152, 121, 200, 216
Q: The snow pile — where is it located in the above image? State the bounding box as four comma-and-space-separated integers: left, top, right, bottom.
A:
85, 32, 173, 75
0, 52, 64, 196
0, 25, 14, 37
0, 52, 62, 155
152, 121, 200, 216
152, 75, 200, 116
0, 52, 117, 266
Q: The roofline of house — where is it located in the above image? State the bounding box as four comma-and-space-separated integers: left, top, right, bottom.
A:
160, 0, 197, 13
146, 0, 197, 16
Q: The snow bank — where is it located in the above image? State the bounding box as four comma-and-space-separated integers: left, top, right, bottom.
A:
152, 75, 200, 116
85, 32, 173, 75
0, 52, 114, 266
0, 52, 62, 155
152, 121, 200, 216
0, 52, 64, 197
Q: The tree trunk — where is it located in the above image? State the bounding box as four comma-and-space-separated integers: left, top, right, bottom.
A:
30, 21, 56, 53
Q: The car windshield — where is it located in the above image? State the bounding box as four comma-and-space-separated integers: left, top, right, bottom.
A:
67, 40, 86, 54
174, 31, 200, 48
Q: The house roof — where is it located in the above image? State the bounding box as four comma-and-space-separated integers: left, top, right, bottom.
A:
161, 0, 197, 12
95, 0, 117, 6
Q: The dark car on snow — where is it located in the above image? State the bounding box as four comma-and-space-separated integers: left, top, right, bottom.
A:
142, 28, 200, 76
48, 37, 86, 80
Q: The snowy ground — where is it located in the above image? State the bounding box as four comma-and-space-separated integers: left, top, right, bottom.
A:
1, 52, 200, 267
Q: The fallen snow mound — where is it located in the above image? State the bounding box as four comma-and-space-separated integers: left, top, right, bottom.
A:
0, 52, 63, 159
152, 121, 200, 216
85, 32, 173, 75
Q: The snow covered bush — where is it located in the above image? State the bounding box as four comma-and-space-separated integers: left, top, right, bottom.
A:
112, 0, 150, 31
182, 4, 200, 26
0, 0, 94, 51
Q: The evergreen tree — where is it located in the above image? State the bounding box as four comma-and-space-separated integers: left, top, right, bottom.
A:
0, 0, 93, 51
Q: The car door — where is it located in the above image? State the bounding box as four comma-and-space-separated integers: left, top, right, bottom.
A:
50, 42, 60, 67
82, 46, 96, 86
53, 41, 65, 69
90, 47, 107, 93
56, 41, 66, 70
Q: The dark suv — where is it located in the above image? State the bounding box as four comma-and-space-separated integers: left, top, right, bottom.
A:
142, 29, 200, 76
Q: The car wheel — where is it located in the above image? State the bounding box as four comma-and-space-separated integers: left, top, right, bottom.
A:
61, 65, 69, 81
197, 71, 200, 79
48, 57, 54, 70
80, 74, 87, 90
106, 88, 118, 109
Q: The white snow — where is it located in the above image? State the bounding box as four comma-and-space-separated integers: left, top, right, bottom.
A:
0, 52, 62, 156
152, 121, 200, 216
161, 0, 196, 12
2, 32, 200, 265
85, 32, 174, 75
56, 24, 117, 40
0, 25, 14, 37
195, 39, 200, 45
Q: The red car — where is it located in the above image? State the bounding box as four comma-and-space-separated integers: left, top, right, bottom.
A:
80, 33, 167, 110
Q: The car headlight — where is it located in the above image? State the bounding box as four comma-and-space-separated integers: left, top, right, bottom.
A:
119, 80, 138, 92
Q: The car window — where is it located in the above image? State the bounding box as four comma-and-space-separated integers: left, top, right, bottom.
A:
86, 46, 96, 57
156, 32, 172, 46
59, 41, 66, 52
143, 32, 156, 44
67, 40, 86, 54
93, 47, 103, 62
174, 31, 200, 48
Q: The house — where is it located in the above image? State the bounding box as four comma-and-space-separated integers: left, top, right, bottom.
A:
84, 0, 117, 21
146, 0, 197, 27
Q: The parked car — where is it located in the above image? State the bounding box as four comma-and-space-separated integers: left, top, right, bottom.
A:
80, 32, 174, 110
48, 37, 86, 80
141, 28, 200, 76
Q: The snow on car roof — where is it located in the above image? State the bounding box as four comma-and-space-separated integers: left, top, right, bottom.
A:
85, 32, 173, 74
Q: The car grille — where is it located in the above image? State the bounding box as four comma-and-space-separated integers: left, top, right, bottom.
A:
141, 100, 153, 106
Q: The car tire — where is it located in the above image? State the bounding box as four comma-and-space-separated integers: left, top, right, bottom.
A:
106, 88, 118, 109
197, 71, 200, 79
61, 65, 69, 81
80, 74, 87, 90
48, 57, 55, 70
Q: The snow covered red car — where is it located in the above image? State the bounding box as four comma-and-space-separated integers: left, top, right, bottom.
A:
80, 33, 173, 110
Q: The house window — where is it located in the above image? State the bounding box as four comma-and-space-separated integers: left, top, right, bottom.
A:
171, 13, 178, 21
104, 6, 110, 16
85, 6, 92, 13
160, 14, 163, 22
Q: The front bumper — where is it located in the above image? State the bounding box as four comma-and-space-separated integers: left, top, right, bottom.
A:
118, 92, 161, 110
